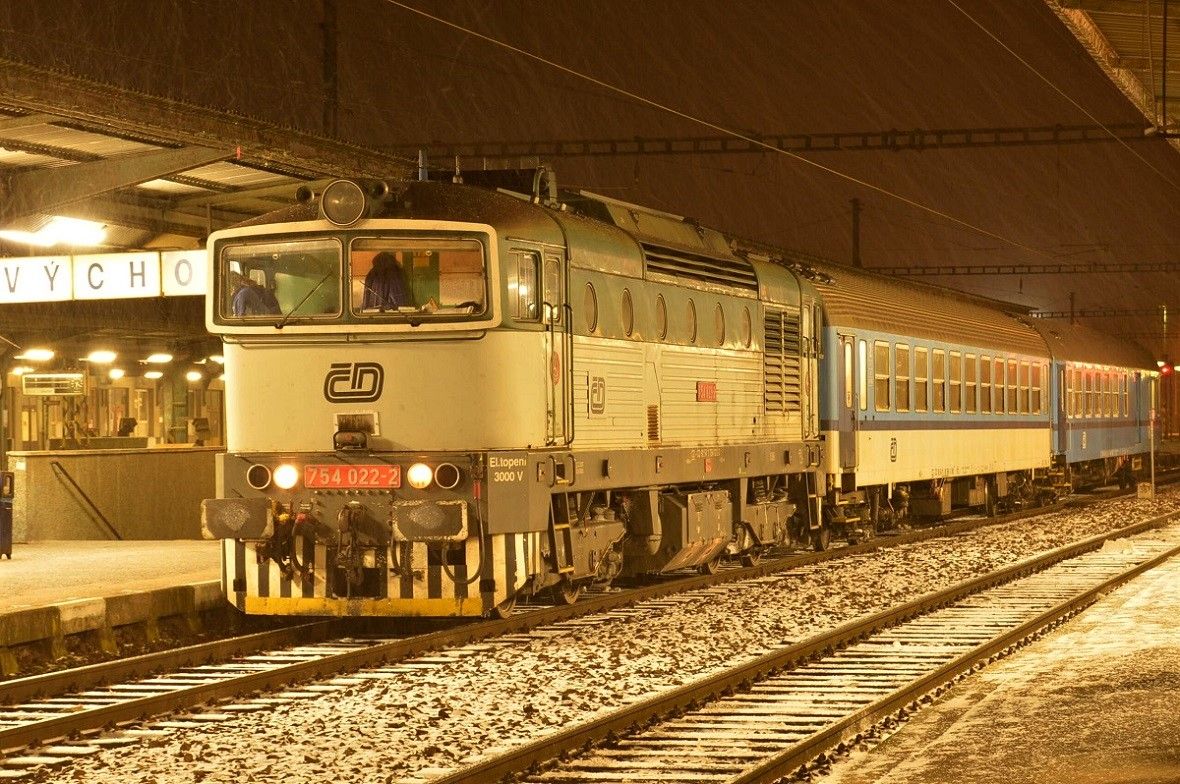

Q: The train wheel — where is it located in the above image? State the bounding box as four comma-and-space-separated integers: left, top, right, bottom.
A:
740, 550, 761, 568
699, 556, 722, 575
552, 578, 583, 606
812, 525, 831, 552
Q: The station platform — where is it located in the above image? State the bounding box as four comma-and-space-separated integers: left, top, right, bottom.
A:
0, 541, 222, 671
826, 550, 1180, 784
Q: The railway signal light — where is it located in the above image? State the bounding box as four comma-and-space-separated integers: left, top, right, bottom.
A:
1158, 359, 1173, 375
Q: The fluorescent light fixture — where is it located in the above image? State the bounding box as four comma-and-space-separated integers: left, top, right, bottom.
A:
209, 354, 225, 365
0, 216, 107, 248
108, 368, 126, 380
145, 353, 173, 364
144, 370, 164, 380
185, 370, 202, 382
9, 366, 32, 376
17, 348, 54, 362
86, 349, 117, 364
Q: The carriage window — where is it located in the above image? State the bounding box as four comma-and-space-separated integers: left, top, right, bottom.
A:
932, 349, 946, 412
874, 342, 891, 411
1121, 374, 1129, 416
219, 237, 341, 321
1006, 359, 1018, 413
1019, 361, 1030, 414
965, 354, 977, 413
914, 347, 929, 412
994, 358, 1005, 414
949, 351, 962, 413
1031, 363, 1042, 414
349, 237, 487, 318
1084, 371, 1093, 417
980, 355, 992, 413
858, 340, 868, 411
1072, 368, 1082, 417
843, 341, 853, 409
1104, 373, 1113, 417
895, 344, 910, 412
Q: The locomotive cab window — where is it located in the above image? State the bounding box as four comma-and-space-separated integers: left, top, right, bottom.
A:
349, 237, 487, 318
510, 250, 540, 321
219, 238, 341, 321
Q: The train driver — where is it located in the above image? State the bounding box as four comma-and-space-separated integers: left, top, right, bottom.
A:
361, 251, 411, 311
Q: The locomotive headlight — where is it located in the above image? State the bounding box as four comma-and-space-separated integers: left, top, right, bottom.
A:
273, 463, 300, 490
406, 462, 434, 489
320, 179, 367, 226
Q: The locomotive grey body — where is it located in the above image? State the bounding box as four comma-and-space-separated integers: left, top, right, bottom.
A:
201, 172, 826, 616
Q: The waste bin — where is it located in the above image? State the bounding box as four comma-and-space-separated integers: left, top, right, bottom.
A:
0, 471, 12, 559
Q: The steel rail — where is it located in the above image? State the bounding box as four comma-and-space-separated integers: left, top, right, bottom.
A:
0, 487, 1156, 754
430, 509, 1179, 784
0, 621, 340, 706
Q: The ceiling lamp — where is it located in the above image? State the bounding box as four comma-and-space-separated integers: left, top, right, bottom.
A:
208, 354, 225, 365
144, 370, 164, 380
86, 349, 117, 364
16, 347, 54, 362
185, 369, 203, 382
145, 353, 174, 364
0, 216, 107, 248
108, 368, 126, 380
9, 366, 32, 376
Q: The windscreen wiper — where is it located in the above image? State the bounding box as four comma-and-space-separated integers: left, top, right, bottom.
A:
275, 271, 333, 330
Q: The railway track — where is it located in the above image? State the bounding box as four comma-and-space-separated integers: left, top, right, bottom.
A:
431, 510, 1180, 784
0, 489, 1167, 774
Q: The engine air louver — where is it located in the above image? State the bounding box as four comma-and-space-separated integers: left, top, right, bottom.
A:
641, 243, 758, 292
764, 308, 802, 413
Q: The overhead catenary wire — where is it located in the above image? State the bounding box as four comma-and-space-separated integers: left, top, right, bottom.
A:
385, 0, 1066, 263
946, 0, 1180, 192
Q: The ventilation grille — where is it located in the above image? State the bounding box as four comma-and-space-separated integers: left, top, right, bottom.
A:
647, 405, 660, 441
641, 243, 758, 292
764, 309, 802, 413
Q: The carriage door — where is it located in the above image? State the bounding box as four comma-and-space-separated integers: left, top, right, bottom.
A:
838, 334, 859, 469
542, 252, 570, 445
1056, 365, 1069, 455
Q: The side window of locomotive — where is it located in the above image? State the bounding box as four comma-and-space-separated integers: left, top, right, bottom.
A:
511, 251, 540, 321
932, 349, 946, 413
655, 294, 668, 340
873, 341, 890, 412
543, 256, 562, 323
914, 347, 929, 412
687, 298, 698, 344
622, 288, 635, 337
349, 238, 487, 316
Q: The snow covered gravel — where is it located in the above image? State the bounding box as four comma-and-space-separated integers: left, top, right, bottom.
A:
29, 490, 1180, 784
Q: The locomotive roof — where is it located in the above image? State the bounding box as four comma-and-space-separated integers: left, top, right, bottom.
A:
1028, 319, 1156, 371
804, 259, 1049, 357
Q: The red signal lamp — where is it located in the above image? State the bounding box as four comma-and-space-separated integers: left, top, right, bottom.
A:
1157, 359, 1173, 375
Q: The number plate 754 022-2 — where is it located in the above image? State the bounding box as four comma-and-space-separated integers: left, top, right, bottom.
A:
303, 464, 401, 489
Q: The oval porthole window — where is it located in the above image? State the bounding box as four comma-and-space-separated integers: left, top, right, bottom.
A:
622, 288, 634, 337
714, 303, 725, 346
687, 298, 698, 344
584, 282, 598, 332
655, 294, 668, 340
741, 306, 752, 348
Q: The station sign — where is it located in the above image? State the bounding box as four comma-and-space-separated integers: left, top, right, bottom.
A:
0, 250, 206, 303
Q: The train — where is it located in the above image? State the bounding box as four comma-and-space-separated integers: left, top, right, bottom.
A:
200, 167, 1158, 618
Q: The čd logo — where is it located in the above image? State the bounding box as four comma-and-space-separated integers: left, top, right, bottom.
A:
324, 362, 385, 403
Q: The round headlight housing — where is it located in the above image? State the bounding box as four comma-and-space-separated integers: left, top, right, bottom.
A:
320, 179, 367, 226
434, 462, 462, 490
273, 463, 300, 490
406, 462, 434, 489
246, 463, 272, 490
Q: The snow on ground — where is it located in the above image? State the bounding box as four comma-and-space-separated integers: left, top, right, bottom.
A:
31, 491, 1180, 784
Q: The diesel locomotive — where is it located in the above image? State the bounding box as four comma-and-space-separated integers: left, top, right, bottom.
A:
201, 168, 1158, 618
